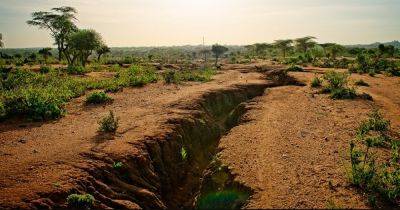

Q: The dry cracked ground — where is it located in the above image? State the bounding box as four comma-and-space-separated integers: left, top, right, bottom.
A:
0, 63, 399, 209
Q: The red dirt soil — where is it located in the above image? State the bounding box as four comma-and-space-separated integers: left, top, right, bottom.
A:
0, 64, 399, 209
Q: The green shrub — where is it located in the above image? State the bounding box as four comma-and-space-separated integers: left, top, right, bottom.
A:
98, 110, 119, 133
85, 92, 113, 104
322, 71, 357, 99
323, 71, 348, 90
67, 194, 95, 208
349, 111, 400, 205
128, 65, 158, 87
354, 79, 369, 87
39, 66, 51, 74
67, 65, 86, 75
330, 87, 357, 99
163, 70, 181, 84
311, 76, 322, 87
286, 65, 304, 72
357, 110, 389, 138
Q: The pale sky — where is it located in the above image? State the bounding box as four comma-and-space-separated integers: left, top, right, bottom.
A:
0, 0, 399, 48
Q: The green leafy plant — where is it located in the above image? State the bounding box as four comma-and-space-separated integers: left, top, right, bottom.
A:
310, 76, 322, 87
181, 147, 188, 161
98, 111, 119, 133
85, 91, 113, 104
113, 161, 123, 170
67, 193, 95, 209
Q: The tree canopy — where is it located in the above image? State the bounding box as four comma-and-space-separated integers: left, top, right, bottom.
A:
273, 39, 293, 58
294, 36, 317, 53
27, 6, 78, 61
211, 44, 229, 66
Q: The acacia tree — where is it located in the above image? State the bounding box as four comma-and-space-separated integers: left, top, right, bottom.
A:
38, 48, 52, 64
295, 36, 317, 53
27, 6, 77, 61
211, 44, 228, 66
67, 29, 103, 66
96, 44, 110, 62
254, 43, 271, 58
321, 43, 345, 59
273, 39, 293, 58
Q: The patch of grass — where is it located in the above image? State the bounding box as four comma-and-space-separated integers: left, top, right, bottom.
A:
354, 79, 369, 87
98, 110, 119, 133
163, 68, 216, 84
286, 65, 304, 72
85, 91, 113, 105
67, 193, 95, 209
310, 76, 322, 88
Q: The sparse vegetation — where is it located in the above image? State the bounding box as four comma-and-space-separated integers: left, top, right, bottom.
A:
85, 91, 113, 104
98, 111, 119, 133
311, 75, 322, 87
349, 110, 400, 205
67, 193, 95, 209
322, 71, 356, 99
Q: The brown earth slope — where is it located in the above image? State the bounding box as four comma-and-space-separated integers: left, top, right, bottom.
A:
218, 70, 400, 208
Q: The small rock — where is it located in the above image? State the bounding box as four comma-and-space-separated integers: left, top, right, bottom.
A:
33, 149, 38, 154
18, 138, 27, 144
324, 137, 329, 141
282, 154, 288, 158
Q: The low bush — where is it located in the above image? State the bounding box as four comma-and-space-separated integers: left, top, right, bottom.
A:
85, 92, 113, 104
322, 71, 356, 99
39, 66, 51, 74
349, 110, 400, 205
67, 194, 95, 208
66, 65, 86, 75
354, 79, 369, 87
98, 111, 119, 133
310, 76, 322, 87
128, 65, 158, 87
286, 65, 304, 72
163, 70, 181, 84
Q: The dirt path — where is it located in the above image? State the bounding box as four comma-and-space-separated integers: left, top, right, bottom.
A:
218, 71, 400, 208
0, 69, 265, 208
